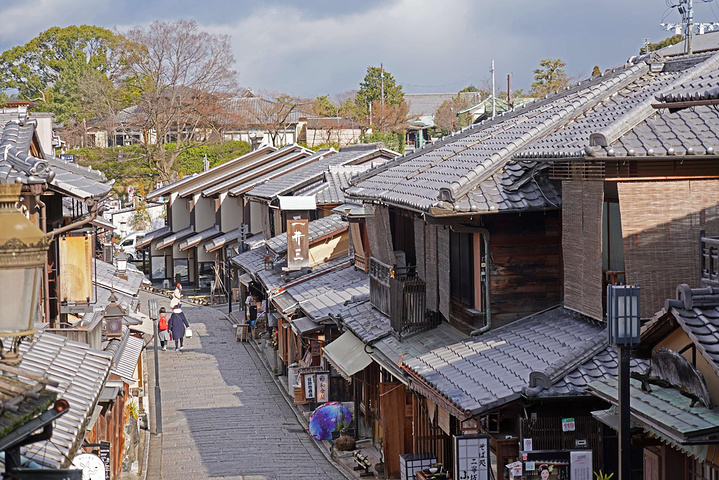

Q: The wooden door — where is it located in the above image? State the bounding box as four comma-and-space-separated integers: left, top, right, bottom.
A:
644, 448, 660, 480
380, 382, 405, 479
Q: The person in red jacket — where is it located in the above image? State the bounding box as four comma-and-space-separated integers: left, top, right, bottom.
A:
158, 307, 171, 351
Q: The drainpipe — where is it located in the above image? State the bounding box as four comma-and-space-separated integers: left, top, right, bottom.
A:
46, 199, 98, 237
29, 183, 50, 327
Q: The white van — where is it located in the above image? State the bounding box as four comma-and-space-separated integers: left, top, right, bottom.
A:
117, 231, 145, 261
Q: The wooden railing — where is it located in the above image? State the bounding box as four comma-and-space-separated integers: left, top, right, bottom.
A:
354, 251, 370, 273
369, 256, 433, 339
701, 232, 719, 287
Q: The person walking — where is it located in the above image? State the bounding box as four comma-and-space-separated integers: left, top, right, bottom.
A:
158, 307, 171, 351
168, 306, 190, 351
170, 283, 182, 309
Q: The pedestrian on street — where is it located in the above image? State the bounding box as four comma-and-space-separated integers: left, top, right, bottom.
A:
158, 307, 171, 351
168, 306, 190, 351
170, 283, 182, 308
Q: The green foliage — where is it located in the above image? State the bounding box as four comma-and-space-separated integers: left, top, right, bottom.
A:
127, 401, 138, 419
173, 141, 252, 176
0, 25, 120, 123
356, 66, 404, 110
641, 35, 683, 54
593, 470, 614, 480
71, 140, 250, 195
531, 58, 568, 97
360, 131, 405, 154
460, 85, 480, 93
297, 141, 341, 152
312, 95, 337, 117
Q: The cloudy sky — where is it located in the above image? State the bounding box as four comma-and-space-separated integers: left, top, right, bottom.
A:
0, 0, 716, 98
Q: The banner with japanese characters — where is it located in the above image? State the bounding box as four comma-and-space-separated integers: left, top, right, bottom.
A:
453, 433, 490, 480
287, 219, 310, 270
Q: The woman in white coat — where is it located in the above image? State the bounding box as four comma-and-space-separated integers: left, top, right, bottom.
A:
170, 283, 182, 308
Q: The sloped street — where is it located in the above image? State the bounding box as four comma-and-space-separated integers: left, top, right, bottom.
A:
142, 291, 345, 479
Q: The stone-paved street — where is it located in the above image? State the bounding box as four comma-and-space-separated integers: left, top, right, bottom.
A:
141, 291, 346, 479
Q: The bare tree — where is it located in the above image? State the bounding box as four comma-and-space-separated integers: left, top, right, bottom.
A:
434, 94, 475, 134
114, 20, 239, 182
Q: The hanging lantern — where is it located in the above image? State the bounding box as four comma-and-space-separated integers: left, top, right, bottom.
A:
0, 183, 51, 362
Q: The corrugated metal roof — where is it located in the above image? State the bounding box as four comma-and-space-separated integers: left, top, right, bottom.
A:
112, 333, 144, 384
19, 332, 113, 469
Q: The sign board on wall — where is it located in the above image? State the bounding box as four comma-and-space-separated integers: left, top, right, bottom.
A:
316, 373, 329, 403
562, 417, 576, 432
304, 373, 316, 399
59, 232, 94, 304
453, 433, 490, 480
72, 453, 106, 480
286, 219, 309, 270
570, 451, 593, 480
523, 438, 533, 451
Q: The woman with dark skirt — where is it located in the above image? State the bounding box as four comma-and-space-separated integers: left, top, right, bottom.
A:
168, 306, 190, 351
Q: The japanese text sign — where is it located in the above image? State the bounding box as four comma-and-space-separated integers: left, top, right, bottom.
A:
287, 219, 309, 270
454, 433, 490, 480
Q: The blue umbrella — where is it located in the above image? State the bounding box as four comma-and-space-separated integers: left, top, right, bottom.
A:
308, 402, 352, 440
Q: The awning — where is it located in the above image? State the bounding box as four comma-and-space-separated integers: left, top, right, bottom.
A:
136, 226, 170, 249
112, 334, 144, 384
126, 312, 155, 337
290, 317, 322, 335
157, 225, 195, 250
279, 195, 316, 211
592, 406, 712, 460
179, 225, 221, 251
92, 216, 116, 231
272, 291, 299, 315
204, 229, 241, 253
239, 273, 253, 287
322, 331, 372, 382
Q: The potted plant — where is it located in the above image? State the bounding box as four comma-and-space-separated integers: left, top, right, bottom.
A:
334, 417, 356, 451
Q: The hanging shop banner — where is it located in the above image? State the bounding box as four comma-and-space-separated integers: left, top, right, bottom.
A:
316, 372, 329, 403
59, 232, 94, 304
453, 433, 490, 480
304, 372, 316, 399
287, 219, 309, 270
72, 453, 106, 480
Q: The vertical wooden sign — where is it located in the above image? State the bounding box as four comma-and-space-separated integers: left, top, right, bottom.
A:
287, 219, 309, 270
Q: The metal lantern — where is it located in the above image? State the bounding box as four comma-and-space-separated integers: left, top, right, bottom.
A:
116, 250, 128, 277
607, 284, 641, 347
0, 183, 51, 354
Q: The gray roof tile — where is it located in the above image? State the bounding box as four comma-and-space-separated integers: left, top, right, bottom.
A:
284, 266, 368, 321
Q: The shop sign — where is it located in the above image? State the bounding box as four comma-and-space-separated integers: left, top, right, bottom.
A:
316, 372, 329, 403
562, 417, 576, 432
304, 373, 316, 399
287, 219, 309, 270
506, 461, 522, 478
570, 451, 593, 480
72, 453, 106, 480
453, 433, 490, 480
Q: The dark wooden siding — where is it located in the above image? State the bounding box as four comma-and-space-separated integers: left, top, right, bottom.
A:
483, 210, 563, 328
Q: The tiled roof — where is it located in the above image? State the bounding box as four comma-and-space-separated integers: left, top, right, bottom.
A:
259, 256, 349, 295
284, 266, 368, 321
654, 71, 719, 102
226, 151, 322, 197
403, 307, 607, 416
306, 117, 363, 129
350, 51, 719, 214
246, 143, 393, 202
265, 214, 347, 255
372, 323, 468, 379
204, 229, 242, 253
202, 145, 313, 197
590, 377, 719, 444
179, 225, 221, 251
136, 226, 170, 249
339, 299, 392, 343
348, 63, 645, 212
664, 284, 719, 376
146, 145, 278, 200
405, 93, 482, 117
0, 373, 56, 440
156, 225, 195, 250
314, 165, 371, 205
246, 149, 337, 200
47, 156, 113, 200
19, 332, 113, 468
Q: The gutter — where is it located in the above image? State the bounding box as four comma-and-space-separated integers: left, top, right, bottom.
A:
46, 199, 99, 238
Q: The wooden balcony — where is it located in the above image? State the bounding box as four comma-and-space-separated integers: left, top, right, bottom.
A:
701, 232, 719, 288
369, 256, 435, 339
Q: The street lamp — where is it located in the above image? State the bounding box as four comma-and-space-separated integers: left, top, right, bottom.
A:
607, 284, 640, 480
116, 250, 128, 279
148, 298, 162, 435
0, 183, 51, 364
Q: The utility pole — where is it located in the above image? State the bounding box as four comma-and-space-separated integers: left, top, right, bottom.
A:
661, 0, 719, 54
643, 37, 651, 55
380, 63, 385, 109
148, 299, 162, 435
491, 60, 496, 119
507, 74, 512, 109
